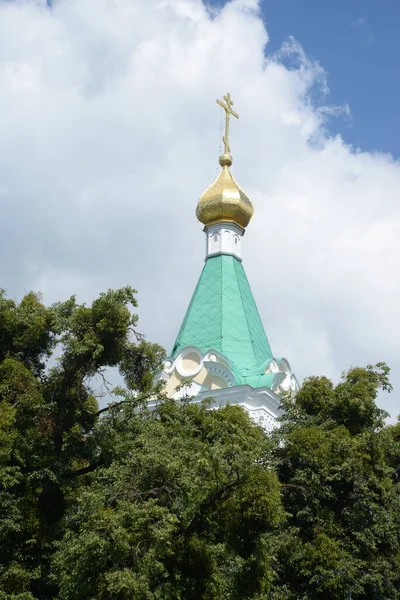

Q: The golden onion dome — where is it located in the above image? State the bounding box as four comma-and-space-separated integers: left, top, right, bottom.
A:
196, 152, 254, 230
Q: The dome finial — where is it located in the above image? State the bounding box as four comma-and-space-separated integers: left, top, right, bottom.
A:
216, 92, 239, 160
196, 93, 254, 230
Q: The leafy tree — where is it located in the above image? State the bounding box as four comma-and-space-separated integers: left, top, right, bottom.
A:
1, 285, 400, 600
274, 363, 400, 599
52, 398, 285, 600
0, 288, 164, 599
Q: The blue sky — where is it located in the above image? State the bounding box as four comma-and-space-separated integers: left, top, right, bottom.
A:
212, 0, 400, 158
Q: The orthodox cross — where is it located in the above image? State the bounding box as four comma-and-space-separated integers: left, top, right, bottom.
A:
216, 93, 239, 155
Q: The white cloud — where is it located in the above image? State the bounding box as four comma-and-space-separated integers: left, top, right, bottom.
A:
0, 0, 399, 419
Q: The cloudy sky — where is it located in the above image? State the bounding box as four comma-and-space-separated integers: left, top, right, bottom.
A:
0, 0, 399, 419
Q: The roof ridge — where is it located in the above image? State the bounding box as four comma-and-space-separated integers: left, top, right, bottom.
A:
233, 258, 273, 364
233, 257, 258, 365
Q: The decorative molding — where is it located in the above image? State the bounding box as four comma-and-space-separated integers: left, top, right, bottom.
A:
155, 345, 299, 431
203, 360, 235, 387
175, 346, 203, 378
162, 347, 233, 378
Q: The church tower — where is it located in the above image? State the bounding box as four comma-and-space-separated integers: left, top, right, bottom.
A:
160, 94, 298, 430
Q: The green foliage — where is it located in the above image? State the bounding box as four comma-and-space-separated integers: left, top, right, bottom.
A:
0, 290, 59, 376
53, 401, 284, 600
0, 288, 164, 599
274, 364, 400, 599
1, 286, 399, 599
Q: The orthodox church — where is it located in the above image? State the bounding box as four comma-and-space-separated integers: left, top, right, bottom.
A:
157, 94, 298, 431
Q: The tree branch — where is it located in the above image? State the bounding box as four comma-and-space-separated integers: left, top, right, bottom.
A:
184, 477, 244, 537
93, 391, 154, 417
68, 461, 102, 478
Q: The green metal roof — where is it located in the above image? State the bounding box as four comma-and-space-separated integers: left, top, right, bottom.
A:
171, 255, 273, 384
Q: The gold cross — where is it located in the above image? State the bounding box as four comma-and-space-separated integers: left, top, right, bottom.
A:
216, 93, 239, 155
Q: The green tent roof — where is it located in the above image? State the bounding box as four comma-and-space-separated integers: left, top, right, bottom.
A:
171, 255, 273, 383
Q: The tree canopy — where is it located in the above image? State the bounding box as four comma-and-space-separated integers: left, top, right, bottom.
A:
274, 365, 400, 599
0, 288, 399, 599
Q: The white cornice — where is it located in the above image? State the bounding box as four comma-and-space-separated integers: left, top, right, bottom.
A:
148, 384, 283, 432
